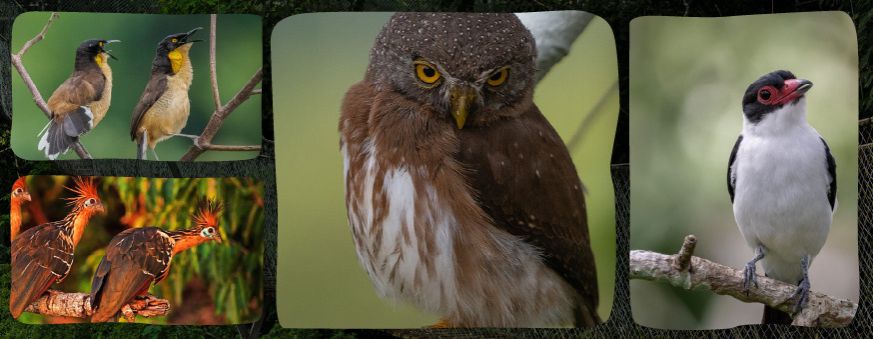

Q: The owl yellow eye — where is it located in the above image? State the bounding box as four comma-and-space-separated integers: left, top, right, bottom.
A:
415, 61, 441, 85
487, 68, 509, 86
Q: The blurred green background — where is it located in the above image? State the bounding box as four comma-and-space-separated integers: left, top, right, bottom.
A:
15, 176, 264, 325
273, 12, 618, 328
629, 12, 858, 329
11, 12, 261, 161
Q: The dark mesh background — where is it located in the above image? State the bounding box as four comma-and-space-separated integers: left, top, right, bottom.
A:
0, 1, 869, 338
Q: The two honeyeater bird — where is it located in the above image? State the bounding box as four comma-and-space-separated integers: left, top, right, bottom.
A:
35, 27, 202, 160
9, 177, 224, 322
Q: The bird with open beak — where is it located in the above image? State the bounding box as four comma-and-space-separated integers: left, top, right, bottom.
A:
38, 39, 119, 160
130, 27, 202, 160
728, 70, 836, 324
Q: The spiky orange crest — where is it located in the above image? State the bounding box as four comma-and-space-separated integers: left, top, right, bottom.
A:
193, 198, 223, 227
63, 176, 100, 207
12, 177, 27, 192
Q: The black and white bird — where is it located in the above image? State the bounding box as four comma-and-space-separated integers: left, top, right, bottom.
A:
727, 70, 836, 324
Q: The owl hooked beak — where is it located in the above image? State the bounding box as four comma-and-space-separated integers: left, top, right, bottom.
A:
450, 85, 477, 129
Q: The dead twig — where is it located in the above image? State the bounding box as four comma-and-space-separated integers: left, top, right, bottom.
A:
23, 289, 169, 321
630, 235, 857, 327
179, 14, 261, 161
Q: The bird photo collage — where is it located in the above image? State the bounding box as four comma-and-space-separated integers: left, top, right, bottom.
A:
0, 3, 868, 337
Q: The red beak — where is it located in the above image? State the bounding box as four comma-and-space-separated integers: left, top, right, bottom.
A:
773, 78, 813, 105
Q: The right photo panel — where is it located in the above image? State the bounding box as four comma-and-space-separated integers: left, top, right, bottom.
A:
629, 12, 858, 329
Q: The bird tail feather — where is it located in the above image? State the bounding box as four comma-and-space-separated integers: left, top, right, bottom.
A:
37, 106, 93, 160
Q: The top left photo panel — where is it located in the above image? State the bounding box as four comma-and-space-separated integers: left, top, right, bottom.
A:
11, 12, 263, 161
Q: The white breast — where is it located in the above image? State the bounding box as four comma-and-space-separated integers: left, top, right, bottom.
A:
732, 102, 833, 282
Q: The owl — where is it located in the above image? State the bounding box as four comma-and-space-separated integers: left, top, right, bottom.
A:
340, 12, 599, 327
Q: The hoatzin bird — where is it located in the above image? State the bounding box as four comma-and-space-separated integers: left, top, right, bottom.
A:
38, 39, 119, 160
10, 177, 105, 318
89, 199, 223, 322
130, 28, 202, 161
10, 177, 32, 241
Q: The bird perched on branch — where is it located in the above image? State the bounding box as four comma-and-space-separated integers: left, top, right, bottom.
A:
38, 39, 119, 160
340, 13, 598, 327
130, 28, 202, 160
10, 177, 32, 241
89, 199, 223, 322
10, 177, 105, 318
728, 70, 836, 324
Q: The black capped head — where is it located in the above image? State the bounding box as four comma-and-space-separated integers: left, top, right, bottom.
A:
75, 39, 119, 69
156, 27, 202, 55
742, 70, 812, 124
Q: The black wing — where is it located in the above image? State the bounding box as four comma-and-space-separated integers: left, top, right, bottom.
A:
129, 74, 168, 140
821, 137, 837, 210
457, 106, 599, 326
727, 135, 743, 203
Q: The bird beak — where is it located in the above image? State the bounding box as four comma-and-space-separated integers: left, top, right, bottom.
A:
95, 203, 106, 215
102, 40, 120, 60
450, 85, 477, 129
213, 232, 223, 244
774, 79, 813, 105
181, 27, 204, 44
22, 192, 31, 202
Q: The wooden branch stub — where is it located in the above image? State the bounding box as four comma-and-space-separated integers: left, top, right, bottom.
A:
672, 234, 696, 271
23, 290, 170, 321
630, 243, 857, 327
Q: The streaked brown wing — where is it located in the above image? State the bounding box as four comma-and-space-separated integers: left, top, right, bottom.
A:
46, 70, 105, 117
129, 74, 168, 140
89, 227, 174, 322
456, 105, 599, 324
10, 221, 74, 318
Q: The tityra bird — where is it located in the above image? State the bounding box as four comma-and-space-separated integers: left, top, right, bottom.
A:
727, 70, 836, 324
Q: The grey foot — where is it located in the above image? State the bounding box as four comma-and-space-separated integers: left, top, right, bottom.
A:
743, 246, 765, 294
790, 255, 811, 314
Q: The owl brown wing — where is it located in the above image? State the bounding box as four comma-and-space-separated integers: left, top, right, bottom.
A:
129, 74, 168, 140
46, 70, 105, 117
457, 105, 599, 325
90, 227, 174, 322
10, 221, 74, 318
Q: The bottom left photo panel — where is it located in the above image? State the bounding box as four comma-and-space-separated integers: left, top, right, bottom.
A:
8, 175, 264, 325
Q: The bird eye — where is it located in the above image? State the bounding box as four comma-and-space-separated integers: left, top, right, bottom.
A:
98, 41, 104, 47
201, 227, 215, 237
85, 198, 96, 206
487, 68, 509, 86
171, 38, 178, 43
414, 61, 441, 85
14, 188, 22, 194
758, 89, 772, 101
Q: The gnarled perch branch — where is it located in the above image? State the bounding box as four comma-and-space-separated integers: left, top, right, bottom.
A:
11, 12, 92, 159
630, 235, 857, 327
23, 289, 169, 321
178, 14, 262, 161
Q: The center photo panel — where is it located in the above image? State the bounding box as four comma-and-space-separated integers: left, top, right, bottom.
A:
272, 11, 619, 328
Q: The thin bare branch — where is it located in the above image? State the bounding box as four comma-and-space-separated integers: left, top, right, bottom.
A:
10, 12, 92, 159
23, 289, 169, 321
177, 15, 262, 162
630, 235, 857, 327
209, 14, 221, 110
179, 68, 263, 161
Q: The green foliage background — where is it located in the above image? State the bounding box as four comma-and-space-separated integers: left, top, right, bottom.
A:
273, 12, 618, 328
10, 12, 262, 161
630, 12, 859, 329
14, 176, 264, 325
